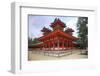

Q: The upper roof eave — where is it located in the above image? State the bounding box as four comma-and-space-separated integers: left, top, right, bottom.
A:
39, 29, 78, 41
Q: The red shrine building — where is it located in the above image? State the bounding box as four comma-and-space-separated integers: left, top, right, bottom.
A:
38, 18, 78, 51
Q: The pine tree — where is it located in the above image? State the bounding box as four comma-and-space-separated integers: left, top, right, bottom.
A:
77, 17, 88, 49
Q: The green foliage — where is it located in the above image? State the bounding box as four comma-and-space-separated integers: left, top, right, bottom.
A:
28, 37, 33, 45
28, 37, 40, 45
77, 17, 88, 49
32, 38, 40, 44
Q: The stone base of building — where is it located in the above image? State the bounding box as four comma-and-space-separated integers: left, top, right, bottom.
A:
31, 50, 76, 57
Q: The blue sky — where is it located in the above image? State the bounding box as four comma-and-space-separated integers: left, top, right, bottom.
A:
28, 15, 78, 39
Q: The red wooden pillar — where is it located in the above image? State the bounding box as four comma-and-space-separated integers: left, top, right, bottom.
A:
47, 42, 49, 50
43, 43, 45, 51
62, 40, 64, 51
48, 42, 50, 51
68, 40, 70, 48
69, 40, 71, 49
42, 43, 44, 50
69, 40, 70, 49
72, 41, 73, 49
66, 40, 68, 49
53, 37, 55, 51
55, 39, 57, 51
50, 41, 52, 51
71, 41, 72, 48
70, 41, 71, 48
45, 42, 47, 51
52, 42, 54, 51
67, 40, 69, 49
70, 41, 72, 49
44, 43, 46, 51
72, 42, 73, 49
50, 42, 52, 51
43, 42, 45, 51
57, 40, 59, 51
47, 42, 48, 51
48, 42, 49, 51
71, 41, 73, 49
54, 41, 55, 51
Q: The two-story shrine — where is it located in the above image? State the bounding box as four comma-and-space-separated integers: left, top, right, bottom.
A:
38, 18, 78, 51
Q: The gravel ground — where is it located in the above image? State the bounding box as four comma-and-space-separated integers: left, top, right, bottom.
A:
28, 49, 88, 61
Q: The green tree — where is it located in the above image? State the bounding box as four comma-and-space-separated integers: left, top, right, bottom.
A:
77, 17, 88, 49
32, 38, 40, 44
28, 37, 33, 45
28, 37, 40, 46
